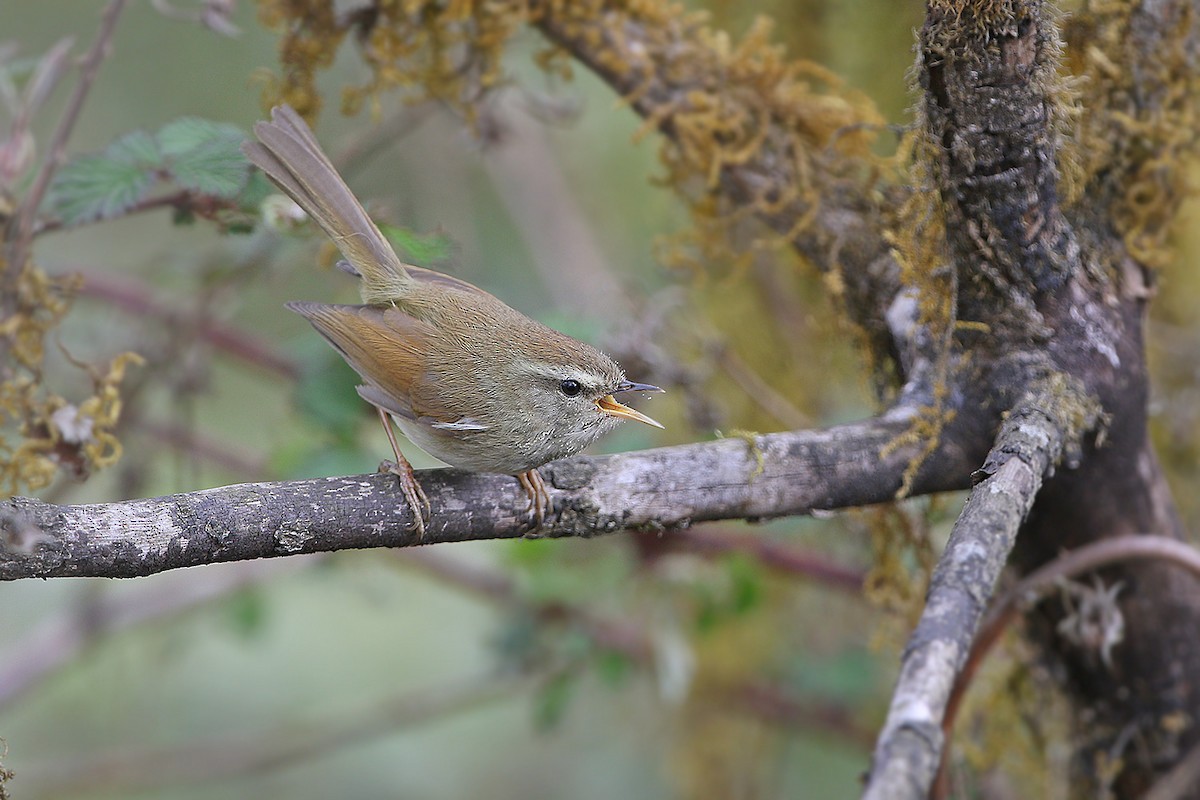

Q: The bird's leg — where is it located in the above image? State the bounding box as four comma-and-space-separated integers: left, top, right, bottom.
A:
376, 407, 431, 538
516, 468, 550, 535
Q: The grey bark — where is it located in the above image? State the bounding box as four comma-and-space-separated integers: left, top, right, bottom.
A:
863, 388, 1098, 799
1, 412, 978, 581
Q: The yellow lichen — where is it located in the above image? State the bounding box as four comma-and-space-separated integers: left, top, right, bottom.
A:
0, 256, 141, 496
1062, 4, 1200, 271
647, 13, 886, 280
257, 1, 886, 278
878, 126, 961, 496
716, 429, 766, 481
863, 504, 936, 632
257, 0, 530, 124
952, 646, 1068, 797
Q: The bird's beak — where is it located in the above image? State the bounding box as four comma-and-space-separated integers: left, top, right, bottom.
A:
597, 382, 665, 429
615, 381, 664, 394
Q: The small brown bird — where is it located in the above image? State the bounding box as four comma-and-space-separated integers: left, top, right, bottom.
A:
244, 106, 662, 536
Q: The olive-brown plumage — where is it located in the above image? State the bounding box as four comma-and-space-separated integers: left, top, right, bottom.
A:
243, 105, 662, 535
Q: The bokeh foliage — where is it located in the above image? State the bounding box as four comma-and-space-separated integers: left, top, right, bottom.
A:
4, 1, 1200, 798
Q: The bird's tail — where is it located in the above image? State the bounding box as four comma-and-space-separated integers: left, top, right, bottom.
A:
243, 105, 410, 304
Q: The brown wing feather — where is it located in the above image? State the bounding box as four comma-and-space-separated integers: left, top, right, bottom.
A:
286, 301, 457, 424
245, 106, 411, 305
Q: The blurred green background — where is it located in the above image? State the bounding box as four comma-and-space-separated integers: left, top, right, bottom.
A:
0, 2, 1000, 798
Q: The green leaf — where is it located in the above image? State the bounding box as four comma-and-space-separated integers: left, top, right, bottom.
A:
593, 649, 633, 687
222, 588, 268, 639
107, 128, 160, 164
380, 224, 456, 267
168, 139, 249, 198
293, 345, 366, 442
694, 586, 720, 633
237, 170, 277, 211
727, 554, 763, 615
157, 116, 243, 156
158, 117, 249, 198
532, 671, 577, 731
692, 556, 764, 633
506, 537, 555, 568
48, 130, 160, 224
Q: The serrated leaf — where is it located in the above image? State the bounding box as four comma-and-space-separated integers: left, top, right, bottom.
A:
380, 224, 455, 266
106, 128, 161, 165
157, 117, 242, 156
48, 129, 161, 224
156, 118, 249, 199
49, 156, 151, 224
168, 138, 249, 198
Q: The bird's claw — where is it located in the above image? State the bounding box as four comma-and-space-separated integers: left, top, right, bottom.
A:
379, 458, 431, 538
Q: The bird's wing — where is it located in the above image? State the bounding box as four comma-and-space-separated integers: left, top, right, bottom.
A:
286, 301, 464, 425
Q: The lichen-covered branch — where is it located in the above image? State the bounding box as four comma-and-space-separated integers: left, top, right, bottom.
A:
862, 379, 1102, 800
531, 2, 905, 363
918, 0, 1079, 333
0, 412, 979, 581
1063, 0, 1200, 268
3, 0, 128, 281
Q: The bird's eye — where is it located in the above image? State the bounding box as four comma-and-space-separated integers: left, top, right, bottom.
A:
559, 379, 582, 397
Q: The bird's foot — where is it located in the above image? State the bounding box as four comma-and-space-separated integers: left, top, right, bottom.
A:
516, 469, 550, 537
379, 458, 431, 539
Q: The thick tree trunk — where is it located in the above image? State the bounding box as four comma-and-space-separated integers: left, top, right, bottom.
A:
918, 0, 1200, 792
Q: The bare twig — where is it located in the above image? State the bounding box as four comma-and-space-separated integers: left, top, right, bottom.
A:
862, 382, 1099, 800
480, 97, 628, 318
3, 0, 129, 280
398, 548, 654, 661
74, 269, 300, 378
32, 189, 232, 236
0, 38, 75, 189
644, 527, 864, 591
139, 419, 266, 476
730, 681, 875, 748
716, 346, 812, 431
334, 101, 435, 176
398, 547, 867, 742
